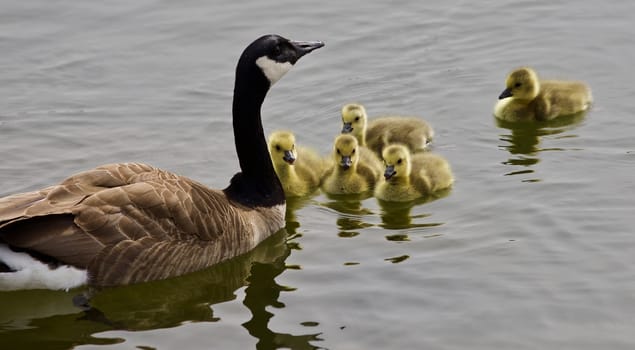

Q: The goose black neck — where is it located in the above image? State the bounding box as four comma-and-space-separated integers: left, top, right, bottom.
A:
224, 60, 285, 208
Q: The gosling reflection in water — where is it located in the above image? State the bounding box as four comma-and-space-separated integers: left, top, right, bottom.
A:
320, 191, 449, 238
320, 192, 374, 235
377, 189, 450, 232
496, 112, 587, 178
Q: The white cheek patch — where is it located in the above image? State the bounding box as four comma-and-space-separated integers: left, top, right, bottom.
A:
256, 56, 293, 85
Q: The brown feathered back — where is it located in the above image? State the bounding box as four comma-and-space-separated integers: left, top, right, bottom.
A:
0, 163, 284, 286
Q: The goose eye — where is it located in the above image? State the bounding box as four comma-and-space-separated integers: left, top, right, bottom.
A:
275, 145, 280, 151
352, 148, 356, 154
354, 116, 360, 121
336, 148, 341, 155
397, 159, 402, 164
272, 45, 282, 56
514, 82, 522, 88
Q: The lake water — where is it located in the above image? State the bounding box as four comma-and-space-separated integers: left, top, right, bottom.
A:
1, 0, 635, 349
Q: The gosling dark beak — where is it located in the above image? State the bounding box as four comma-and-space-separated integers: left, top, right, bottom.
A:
499, 88, 513, 100
341, 122, 353, 134
283, 150, 296, 165
290, 40, 325, 58
340, 155, 352, 170
384, 165, 396, 180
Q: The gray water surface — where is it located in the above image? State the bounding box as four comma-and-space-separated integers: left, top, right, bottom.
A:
1, 0, 635, 349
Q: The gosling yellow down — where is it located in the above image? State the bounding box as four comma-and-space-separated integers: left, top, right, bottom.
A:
375, 144, 454, 202
321, 134, 383, 195
268, 131, 324, 197
341, 103, 434, 157
494, 67, 592, 121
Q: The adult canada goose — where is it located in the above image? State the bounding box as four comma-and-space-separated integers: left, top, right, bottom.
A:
268, 130, 324, 197
374, 144, 453, 202
0, 34, 324, 291
494, 67, 592, 121
321, 134, 383, 195
340, 103, 434, 157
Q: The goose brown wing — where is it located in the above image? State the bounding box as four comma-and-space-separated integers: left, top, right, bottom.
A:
0, 162, 251, 285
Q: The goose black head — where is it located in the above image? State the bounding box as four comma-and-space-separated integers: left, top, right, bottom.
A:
238, 34, 324, 87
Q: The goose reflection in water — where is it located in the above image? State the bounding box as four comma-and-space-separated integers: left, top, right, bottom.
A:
496, 112, 587, 180
284, 196, 318, 241
0, 228, 323, 349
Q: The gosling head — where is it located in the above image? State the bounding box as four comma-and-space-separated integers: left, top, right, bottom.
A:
499, 67, 540, 101
239, 34, 325, 87
333, 134, 359, 171
382, 144, 412, 181
268, 131, 297, 166
340, 103, 367, 137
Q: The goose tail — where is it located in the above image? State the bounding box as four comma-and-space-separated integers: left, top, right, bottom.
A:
0, 244, 87, 291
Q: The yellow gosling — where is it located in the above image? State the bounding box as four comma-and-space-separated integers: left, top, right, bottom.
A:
341, 103, 434, 157
494, 67, 592, 121
374, 144, 453, 202
321, 134, 383, 195
268, 131, 324, 197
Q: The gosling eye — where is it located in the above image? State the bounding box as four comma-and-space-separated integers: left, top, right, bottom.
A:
352, 148, 356, 154
336, 148, 341, 155
397, 159, 402, 164
354, 116, 360, 122
275, 145, 280, 151
514, 82, 522, 88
